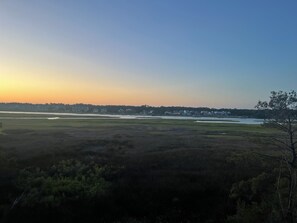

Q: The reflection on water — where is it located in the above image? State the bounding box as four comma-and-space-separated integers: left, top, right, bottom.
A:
0, 111, 263, 124
195, 117, 263, 124
47, 117, 60, 120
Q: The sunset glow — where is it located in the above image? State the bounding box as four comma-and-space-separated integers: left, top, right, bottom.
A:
0, 0, 296, 108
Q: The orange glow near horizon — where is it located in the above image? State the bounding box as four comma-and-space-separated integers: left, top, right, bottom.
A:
0, 55, 250, 108
0, 51, 201, 106
0, 64, 198, 106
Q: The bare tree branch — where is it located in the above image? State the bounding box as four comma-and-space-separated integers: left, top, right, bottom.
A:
271, 137, 293, 152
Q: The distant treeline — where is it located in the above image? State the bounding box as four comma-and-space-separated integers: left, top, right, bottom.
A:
0, 103, 268, 118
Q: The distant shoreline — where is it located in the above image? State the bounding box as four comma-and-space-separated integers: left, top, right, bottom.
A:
0, 102, 265, 120
0, 110, 264, 124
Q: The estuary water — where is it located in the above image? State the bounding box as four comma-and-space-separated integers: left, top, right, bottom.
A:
0, 111, 263, 125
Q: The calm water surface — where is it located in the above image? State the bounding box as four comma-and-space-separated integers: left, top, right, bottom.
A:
0, 111, 263, 124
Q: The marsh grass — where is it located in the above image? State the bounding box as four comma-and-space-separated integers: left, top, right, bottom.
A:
0, 114, 280, 222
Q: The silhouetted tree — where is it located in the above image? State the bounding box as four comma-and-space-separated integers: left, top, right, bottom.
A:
256, 90, 297, 223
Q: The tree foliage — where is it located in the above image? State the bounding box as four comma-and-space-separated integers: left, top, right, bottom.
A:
229, 91, 297, 222
16, 159, 109, 208
228, 172, 281, 223
254, 91, 297, 222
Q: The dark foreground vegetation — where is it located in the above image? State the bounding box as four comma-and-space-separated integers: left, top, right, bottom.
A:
0, 114, 283, 223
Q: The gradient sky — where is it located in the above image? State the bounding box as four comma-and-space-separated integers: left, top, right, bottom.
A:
0, 0, 296, 108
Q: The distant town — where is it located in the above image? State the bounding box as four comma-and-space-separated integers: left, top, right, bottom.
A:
0, 103, 267, 118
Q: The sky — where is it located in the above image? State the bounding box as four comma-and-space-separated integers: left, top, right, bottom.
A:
0, 0, 296, 108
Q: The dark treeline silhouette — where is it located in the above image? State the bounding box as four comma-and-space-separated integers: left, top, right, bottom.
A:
0, 103, 267, 118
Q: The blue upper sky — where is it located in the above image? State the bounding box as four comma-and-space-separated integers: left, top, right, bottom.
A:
0, 0, 296, 108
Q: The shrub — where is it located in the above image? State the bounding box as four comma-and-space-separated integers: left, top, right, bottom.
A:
16, 159, 109, 207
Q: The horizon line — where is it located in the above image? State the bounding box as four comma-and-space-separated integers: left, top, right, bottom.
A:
0, 101, 256, 110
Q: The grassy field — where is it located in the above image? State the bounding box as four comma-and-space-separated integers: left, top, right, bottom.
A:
0, 114, 280, 222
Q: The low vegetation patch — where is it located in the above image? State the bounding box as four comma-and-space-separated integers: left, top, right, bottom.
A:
15, 159, 109, 208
